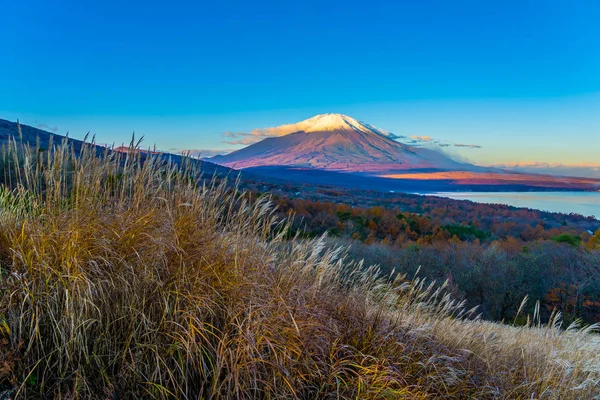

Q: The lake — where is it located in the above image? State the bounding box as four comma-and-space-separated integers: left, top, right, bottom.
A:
428, 191, 600, 218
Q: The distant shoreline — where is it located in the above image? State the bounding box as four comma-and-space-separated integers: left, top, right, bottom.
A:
425, 191, 600, 219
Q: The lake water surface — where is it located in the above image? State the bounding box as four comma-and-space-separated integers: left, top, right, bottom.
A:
428, 192, 600, 218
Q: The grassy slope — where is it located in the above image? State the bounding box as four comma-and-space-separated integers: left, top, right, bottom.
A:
0, 118, 235, 178
0, 137, 598, 399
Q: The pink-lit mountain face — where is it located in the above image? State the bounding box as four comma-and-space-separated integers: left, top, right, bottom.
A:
211, 114, 466, 173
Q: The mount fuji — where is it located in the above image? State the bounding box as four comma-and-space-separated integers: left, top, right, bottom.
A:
211, 114, 600, 192
211, 113, 472, 173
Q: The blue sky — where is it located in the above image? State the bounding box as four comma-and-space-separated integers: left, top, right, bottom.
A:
2, 0, 599, 167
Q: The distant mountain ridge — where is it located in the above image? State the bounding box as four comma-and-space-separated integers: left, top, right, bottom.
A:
0, 118, 232, 177
211, 113, 473, 173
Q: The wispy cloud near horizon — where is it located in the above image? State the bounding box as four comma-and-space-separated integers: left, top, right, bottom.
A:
167, 147, 234, 158
410, 135, 433, 142
221, 122, 316, 145
221, 131, 265, 145
399, 135, 483, 150
485, 161, 600, 178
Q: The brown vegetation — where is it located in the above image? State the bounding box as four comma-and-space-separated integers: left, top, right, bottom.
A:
0, 137, 598, 398
272, 196, 600, 324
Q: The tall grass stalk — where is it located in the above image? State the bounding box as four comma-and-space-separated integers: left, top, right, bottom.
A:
0, 136, 598, 398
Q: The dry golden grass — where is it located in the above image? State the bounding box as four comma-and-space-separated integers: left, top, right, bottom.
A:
0, 133, 598, 399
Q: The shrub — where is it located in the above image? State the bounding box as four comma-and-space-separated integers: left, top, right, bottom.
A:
442, 224, 489, 241
551, 233, 581, 246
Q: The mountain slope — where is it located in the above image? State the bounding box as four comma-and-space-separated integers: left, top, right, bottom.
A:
0, 118, 233, 177
211, 113, 468, 172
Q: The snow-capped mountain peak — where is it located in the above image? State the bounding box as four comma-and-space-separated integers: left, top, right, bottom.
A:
301, 113, 362, 132
211, 113, 463, 172
273, 113, 400, 139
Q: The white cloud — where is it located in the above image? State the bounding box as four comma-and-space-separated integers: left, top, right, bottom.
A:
399, 135, 483, 150
168, 148, 234, 158
410, 135, 433, 142
488, 162, 600, 178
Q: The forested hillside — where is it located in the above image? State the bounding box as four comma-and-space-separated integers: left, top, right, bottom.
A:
268, 195, 600, 324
